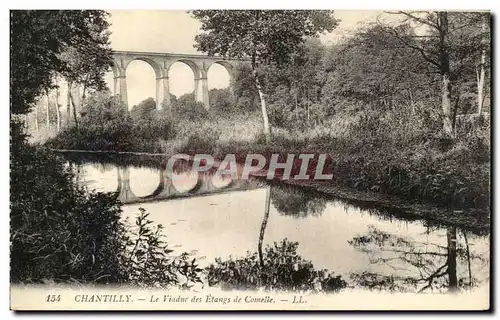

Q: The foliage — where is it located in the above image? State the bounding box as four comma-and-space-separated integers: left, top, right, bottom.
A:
10, 10, 111, 115
328, 108, 490, 210
58, 17, 112, 95
10, 142, 126, 283
192, 10, 338, 65
231, 64, 260, 112
10, 145, 203, 288
271, 185, 327, 218
208, 88, 235, 115
321, 24, 440, 114
172, 93, 209, 121
263, 38, 328, 128
48, 93, 175, 152
206, 239, 347, 292
192, 10, 339, 139
131, 97, 156, 121
47, 92, 134, 150
121, 208, 203, 289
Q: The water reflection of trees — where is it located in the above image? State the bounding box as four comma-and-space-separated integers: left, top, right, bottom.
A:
270, 184, 327, 218
349, 226, 489, 293
206, 238, 347, 293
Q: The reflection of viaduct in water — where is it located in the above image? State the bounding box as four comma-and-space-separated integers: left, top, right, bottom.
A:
115, 166, 259, 205
112, 51, 248, 111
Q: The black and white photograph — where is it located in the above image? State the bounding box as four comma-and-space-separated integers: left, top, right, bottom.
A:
9, 8, 491, 311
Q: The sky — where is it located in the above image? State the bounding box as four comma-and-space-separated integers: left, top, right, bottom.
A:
105, 10, 383, 107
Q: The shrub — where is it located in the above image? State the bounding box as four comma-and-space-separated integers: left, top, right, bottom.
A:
121, 208, 203, 289
10, 142, 126, 283
11, 133, 203, 287
172, 93, 209, 121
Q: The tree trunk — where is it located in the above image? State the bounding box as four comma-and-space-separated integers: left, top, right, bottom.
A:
477, 14, 487, 115
447, 227, 458, 292
66, 81, 72, 126
45, 89, 50, 128
307, 99, 310, 124
34, 104, 39, 132
441, 74, 454, 136
81, 78, 88, 107
463, 231, 473, 286
252, 67, 271, 142
55, 78, 61, 131
69, 88, 79, 129
258, 186, 272, 267
438, 12, 454, 137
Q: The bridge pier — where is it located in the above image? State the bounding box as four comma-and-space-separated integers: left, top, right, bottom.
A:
117, 167, 138, 202
194, 76, 210, 110
156, 75, 171, 110
114, 74, 128, 109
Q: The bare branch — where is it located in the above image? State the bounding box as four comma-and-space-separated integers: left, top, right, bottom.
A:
385, 11, 440, 30
378, 23, 441, 69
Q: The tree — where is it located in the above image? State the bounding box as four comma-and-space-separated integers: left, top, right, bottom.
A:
208, 88, 235, 115
231, 64, 260, 112
130, 97, 156, 121
264, 38, 328, 128
172, 92, 208, 121
10, 10, 127, 285
11, 10, 110, 116
191, 10, 338, 141
476, 13, 490, 114
258, 186, 272, 267
322, 24, 440, 116
54, 76, 62, 131
380, 11, 491, 136
349, 226, 488, 292
58, 12, 113, 128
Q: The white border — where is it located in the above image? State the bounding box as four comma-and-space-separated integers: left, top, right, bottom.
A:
2, 1, 498, 319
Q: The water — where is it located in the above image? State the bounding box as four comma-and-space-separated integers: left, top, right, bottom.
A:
67, 154, 490, 293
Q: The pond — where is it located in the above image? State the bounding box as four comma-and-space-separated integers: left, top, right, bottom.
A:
63, 152, 490, 294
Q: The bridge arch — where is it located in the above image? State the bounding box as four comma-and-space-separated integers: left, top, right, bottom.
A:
211, 61, 234, 83
124, 59, 158, 110
165, 59, 201, 106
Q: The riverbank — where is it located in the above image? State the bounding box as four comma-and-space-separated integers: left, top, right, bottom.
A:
46, 108, 491, 219
268, 179, 490, 234
53, 147, 490, 234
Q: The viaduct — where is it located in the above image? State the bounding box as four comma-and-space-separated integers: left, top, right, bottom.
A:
115, 165, 261, 204
111, 50, 247, 110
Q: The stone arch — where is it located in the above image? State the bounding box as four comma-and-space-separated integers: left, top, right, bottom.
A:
212, 60, 235, 83
125, 57, 167, 110
165, 58, 204, 108
124, 57, 165, 79
207, 61, 235, 100
165, 58, 201, 79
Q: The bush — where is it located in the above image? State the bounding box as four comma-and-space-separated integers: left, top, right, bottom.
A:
172, 93, 209, 121
10, 141, 126, 283
208, 88, 235, 116
121, 208, 203, 289
328, 108, 490, 210
11, 135, 202, 287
